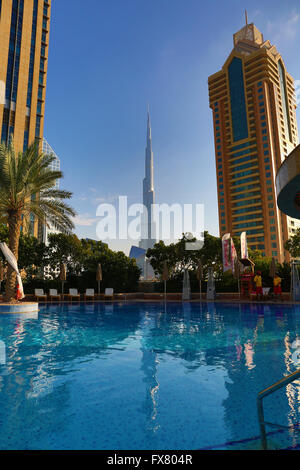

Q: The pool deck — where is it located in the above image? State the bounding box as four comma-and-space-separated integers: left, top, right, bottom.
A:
0, 293, 298, 307
0, 302, 39, 314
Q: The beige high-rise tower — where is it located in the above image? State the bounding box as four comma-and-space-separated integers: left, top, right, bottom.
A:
0, 0, 51, 236
208, 18, 299, 262
0, 0, 51, 151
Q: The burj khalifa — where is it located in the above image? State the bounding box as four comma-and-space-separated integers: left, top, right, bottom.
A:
140, 107, 156, 251
129, 108, 156, 279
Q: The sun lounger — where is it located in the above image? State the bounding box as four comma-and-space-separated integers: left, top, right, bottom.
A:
49, 289, 61, 302
263, 288, 270, 298
35, 289, 47, 301
84, 289, 95, 301
68, 288, 81, 301
104, 288, 114, 300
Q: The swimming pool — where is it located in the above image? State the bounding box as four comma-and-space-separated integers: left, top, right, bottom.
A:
0, 301, 299, 450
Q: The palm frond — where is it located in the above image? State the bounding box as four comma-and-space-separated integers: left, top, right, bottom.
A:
0, 141, 75, 232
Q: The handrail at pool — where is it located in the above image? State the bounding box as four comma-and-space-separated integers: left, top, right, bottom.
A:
257, 368, 300, 450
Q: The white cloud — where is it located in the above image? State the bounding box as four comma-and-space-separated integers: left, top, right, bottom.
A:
73, 213, 97, 227
74, 188, 119, 206
91, 194, 118, 205
266, 10, 300, 44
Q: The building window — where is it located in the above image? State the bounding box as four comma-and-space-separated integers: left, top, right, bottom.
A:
278, 60, 292, 142
228, 57, 248, 142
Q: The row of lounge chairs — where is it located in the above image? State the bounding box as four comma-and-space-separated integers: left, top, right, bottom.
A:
34, 288, 114, 302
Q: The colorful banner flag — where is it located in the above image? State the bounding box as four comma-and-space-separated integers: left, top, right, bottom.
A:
231, 238, 237, 274
240, 231, 248, 259
222, 233, 232, 272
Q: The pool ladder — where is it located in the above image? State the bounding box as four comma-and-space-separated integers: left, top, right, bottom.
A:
257, 368, 300, 450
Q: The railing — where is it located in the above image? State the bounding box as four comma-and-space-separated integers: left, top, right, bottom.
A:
257, 368, 300, 450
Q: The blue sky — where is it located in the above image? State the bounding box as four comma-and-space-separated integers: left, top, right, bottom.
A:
44, 0, 300, 254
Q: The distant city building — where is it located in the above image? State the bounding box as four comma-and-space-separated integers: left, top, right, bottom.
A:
130, 109, 156, 279
42, 138, 61, 245
0, 0, 52, 238
208, 17, 300, 262
42, 138, 61, 279
43, 138, 60, 188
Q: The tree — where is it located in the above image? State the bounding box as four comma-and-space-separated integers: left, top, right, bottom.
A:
147, 233, 219, 278
146, 240, 178, 277
199, 231, 222, 267
285, 228, 300, 258
47, 233, 83, 276
81, 239, 141, 293
18, 234, 48, 278
0, 141, 75, 302
0, 223, 48, 279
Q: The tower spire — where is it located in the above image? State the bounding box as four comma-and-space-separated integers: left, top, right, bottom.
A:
140, 105, 156, 252
245, 9, 248, 25
147, 104, 151, 142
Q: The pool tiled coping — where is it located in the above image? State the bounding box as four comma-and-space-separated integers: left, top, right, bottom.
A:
0, 302, 39, 314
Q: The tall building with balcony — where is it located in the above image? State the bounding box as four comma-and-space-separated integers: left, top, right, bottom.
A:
0, 0, 51, 237
41, 138, 61, 243
42, 138, 60, 188
208, 19, 300, 262
42, 138, 61, 279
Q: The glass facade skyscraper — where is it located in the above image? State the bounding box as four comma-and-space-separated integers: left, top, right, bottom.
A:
208, 21, 300, 262
42, 138, 61, 246
0, 0, 51, 238
42, 138, 60, 189
0, 0, 51, 151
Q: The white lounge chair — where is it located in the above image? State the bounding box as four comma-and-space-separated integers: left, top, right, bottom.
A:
84, 289, 95, 301
68, 288, 80, 301
35, 289, 47, 301
104, 288, 114, 300
49, 289, 61, 302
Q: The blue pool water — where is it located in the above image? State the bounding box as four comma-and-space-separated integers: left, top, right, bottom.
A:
0, 301, 300, 450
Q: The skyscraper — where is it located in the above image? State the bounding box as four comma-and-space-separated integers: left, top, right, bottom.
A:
208, 17, 300, 262
140, 107, 156, 251
42, 138, 60, 190
42, 138, 61, 278
0, 0, 51, 238
0, 0, 51, 151
130, 108, 156, 279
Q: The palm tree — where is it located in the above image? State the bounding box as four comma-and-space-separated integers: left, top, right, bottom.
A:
0, 141, 76, 302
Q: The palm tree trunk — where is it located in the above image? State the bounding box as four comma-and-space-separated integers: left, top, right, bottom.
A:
5, 211, 21, 303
